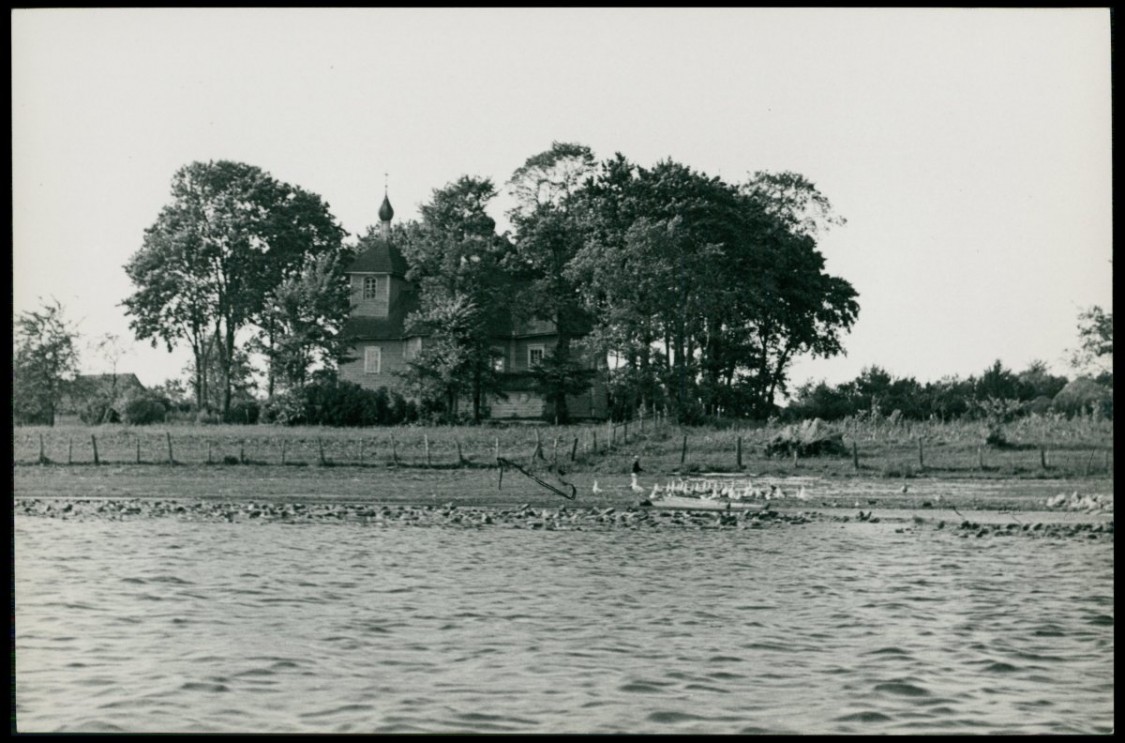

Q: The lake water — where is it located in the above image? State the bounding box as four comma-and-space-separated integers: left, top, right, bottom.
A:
14, 511, 1114, 734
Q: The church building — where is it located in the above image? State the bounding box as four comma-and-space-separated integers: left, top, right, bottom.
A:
338, 192, 608, 421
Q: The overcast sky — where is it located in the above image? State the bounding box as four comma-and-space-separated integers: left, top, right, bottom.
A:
12, 8, 1112, 394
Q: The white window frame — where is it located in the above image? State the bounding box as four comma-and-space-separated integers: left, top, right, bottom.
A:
362, 275, 380, 300
528, 344, 545, 368
364, 346, 382, 374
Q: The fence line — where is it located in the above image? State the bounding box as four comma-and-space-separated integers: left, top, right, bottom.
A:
13, 425, 1115, 478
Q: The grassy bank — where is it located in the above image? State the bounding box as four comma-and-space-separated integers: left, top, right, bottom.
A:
12, 415, 1114, 480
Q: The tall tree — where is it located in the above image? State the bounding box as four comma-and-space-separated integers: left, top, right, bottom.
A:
13, 299, 80, 425
507, 142, 598, 423
398, 176, 511, 421
1070, 305, 1113, 381
123, 161, 346, 415
572, 158, 858, 420
255, 252, 354, 395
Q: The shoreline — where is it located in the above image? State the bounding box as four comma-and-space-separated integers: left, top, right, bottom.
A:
15, 465, 1113, 539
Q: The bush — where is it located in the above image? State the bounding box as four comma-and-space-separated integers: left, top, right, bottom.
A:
265, 381, 415, 427
1053, 378, 1113, 419
79, 397, 119, 425
123, 395, 167, 425
224, 399, 261, 425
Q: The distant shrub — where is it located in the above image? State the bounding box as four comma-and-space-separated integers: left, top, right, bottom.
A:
194, 410, 222, 425
123, 395, 167, 425
79, 397, 119, 425
1020, 396, 1054, 417
224, 399, 261, 425
389, 390, 418, 424
1053, 378, 1113, 420
264, 381, 413, 427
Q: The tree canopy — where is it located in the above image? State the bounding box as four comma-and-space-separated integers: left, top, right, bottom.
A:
13, 299, 80, 426
397, 176, 511, 422
123, 160, 347, 415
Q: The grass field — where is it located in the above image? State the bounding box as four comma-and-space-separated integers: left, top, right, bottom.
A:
13, 415, 1114, 481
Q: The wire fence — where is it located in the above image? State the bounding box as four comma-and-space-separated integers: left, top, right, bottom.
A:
12, 416, 1114, 478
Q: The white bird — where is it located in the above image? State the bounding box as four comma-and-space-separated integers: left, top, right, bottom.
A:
592, 480, 601, 494
630, 472, 644, 493
795, 486, 810, 501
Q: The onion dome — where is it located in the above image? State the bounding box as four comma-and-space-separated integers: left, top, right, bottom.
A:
379, 194, 394, 222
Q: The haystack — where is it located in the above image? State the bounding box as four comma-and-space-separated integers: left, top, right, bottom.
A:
765, 418, 848, 457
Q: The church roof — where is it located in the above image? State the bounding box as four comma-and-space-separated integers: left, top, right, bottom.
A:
347, 237, 409, 276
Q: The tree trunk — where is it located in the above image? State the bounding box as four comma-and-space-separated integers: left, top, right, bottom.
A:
472, 359, 482, 423
220, 322, 236, 418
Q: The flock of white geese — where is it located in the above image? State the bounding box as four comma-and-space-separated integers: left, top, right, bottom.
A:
593, 473, 810, 501
592, 476, 1114, 513
1045, 491, 1113, 512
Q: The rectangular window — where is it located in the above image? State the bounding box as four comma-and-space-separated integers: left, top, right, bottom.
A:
528, 345, 545, 368
364, 346, 381, 374
492, 348, 505, 372
362, 276, 380, 300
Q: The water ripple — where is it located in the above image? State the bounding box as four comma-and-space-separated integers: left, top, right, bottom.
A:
14, 511, 1114, 734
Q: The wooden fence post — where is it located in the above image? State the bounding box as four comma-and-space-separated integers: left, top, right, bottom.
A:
592, 431, 598, 454
680, 434, 688, 466
1040, 446, 1048, 470
68, 438, 73, 465
917, 439, 924, 470
736, 436, 743, 470
424, 434, 431, 467
792, 448, 799, 469
136, 437, 141, 464
92, 434, 99, 465
391, 434, 399, 467
611, 424, 616, 448
167, 432, 174, 464
852, 441, 859, 471
552, 436, 558, 467
570, 436, 578, 462
318, 439, 325, 466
